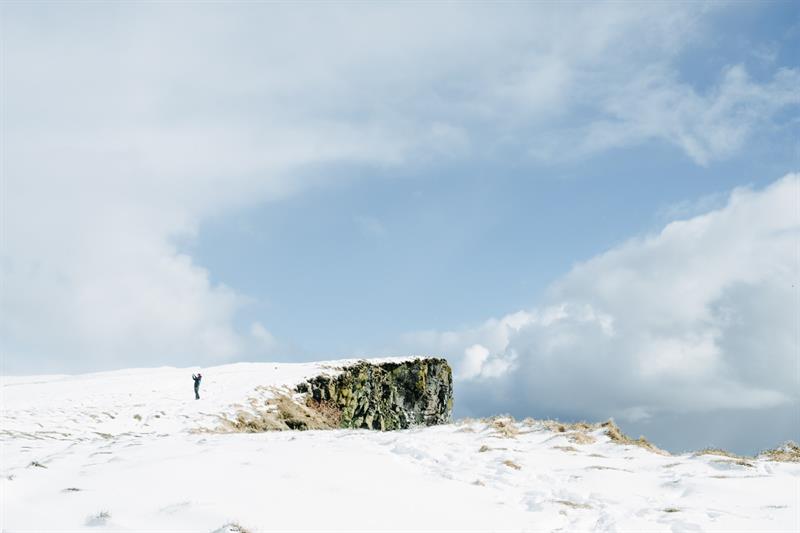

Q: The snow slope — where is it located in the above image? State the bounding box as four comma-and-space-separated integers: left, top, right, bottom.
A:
2, 361, 798, 532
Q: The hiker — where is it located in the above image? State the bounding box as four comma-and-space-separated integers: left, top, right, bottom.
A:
192, 373, 202, 400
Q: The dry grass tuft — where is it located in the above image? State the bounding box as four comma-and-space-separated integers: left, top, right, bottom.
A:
602, 420, 669, 455
489, 416, 519, 438
220, 390, 340, 433
478, 444, 491, 453
760, 442, 800, 463
542, 420, 595, 433
567, 431, 596, 445
694, 448, 748, 460
502, 459, 522, 470
28, 461, 47, 469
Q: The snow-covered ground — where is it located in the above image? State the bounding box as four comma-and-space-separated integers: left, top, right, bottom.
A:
2, 361, 798, 532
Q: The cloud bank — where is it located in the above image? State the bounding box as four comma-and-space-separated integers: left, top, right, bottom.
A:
2, 3, 797, 372
403, 175, 798, 429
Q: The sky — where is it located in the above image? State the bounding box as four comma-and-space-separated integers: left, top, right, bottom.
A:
1, 1, 798, 454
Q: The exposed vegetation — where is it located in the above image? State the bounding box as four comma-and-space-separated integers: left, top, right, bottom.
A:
694, 447, 747, 460
760, 442, 800, 463
601, 420, 669, 456
221, 391, 338, 432
488, 416, 519, 438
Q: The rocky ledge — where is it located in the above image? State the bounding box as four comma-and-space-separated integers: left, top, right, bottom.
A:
297, 357, 453, 430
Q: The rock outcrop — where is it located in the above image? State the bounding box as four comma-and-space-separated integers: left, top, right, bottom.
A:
297, 357, 453, 430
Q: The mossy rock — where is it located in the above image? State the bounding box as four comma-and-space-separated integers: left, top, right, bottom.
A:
301, 358, 452, 430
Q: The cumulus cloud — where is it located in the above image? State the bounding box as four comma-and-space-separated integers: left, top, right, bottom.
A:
403, 175, 799, 423
2, 3, 797, 372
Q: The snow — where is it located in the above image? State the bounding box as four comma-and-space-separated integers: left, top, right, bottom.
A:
2, 360, 798, 532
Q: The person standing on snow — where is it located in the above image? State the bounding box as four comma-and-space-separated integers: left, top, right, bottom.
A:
192, 373, 202, 400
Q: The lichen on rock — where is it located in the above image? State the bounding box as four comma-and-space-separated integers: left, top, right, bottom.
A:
298, 358, 453, 430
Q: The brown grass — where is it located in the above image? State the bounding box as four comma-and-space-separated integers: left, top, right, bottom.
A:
694, 448, 748, 460
601, 420, 669, 456
502, 459, 522, 470
306, 398, 343, 427
489, 417, 519, 438
542, 420, 595, 433
760, 442, 800, 463
219, 390, 342, 433
478, 444, 491, 453
567, 431, 596, 445
693, 442, 799, 464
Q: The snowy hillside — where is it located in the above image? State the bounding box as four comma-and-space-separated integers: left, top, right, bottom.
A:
2, 360, 798, 532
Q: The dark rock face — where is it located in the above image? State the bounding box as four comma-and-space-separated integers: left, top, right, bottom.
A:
298, 358, 453, 430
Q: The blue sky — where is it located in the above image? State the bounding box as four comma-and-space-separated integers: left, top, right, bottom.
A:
2, 1, 798, 454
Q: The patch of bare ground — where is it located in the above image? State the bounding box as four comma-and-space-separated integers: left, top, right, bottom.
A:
601, 420, 670, 456
502, 459, 522, 470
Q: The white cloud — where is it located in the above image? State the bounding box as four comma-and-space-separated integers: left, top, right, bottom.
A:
2, 3, 797, 372
250, 322, 278, 352
403, 175, 799, 422
570, 65, 800, 165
